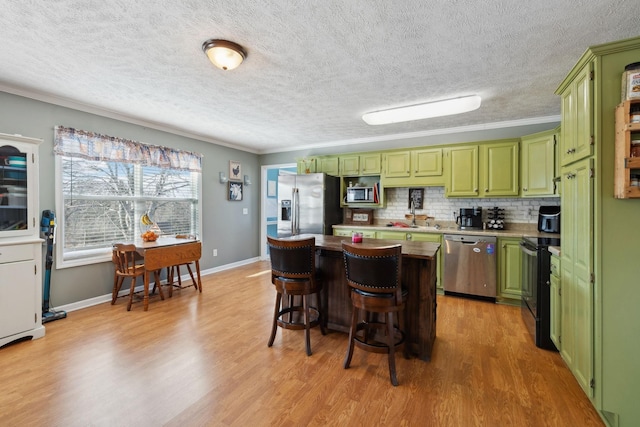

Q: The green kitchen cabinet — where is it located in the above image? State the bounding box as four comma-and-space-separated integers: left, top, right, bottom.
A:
480, 140, 519, 197
382, 148, 444, 187
550, 253, 561, 350
297, 157, 317, 174
559, 157, 593, 398
554, 37, 640, 425
383, 151, 411, 178
333, 228, 376, 238
497, 237, 522, 302
446, 141, 518, 198
559, 63, 593, 167
340, 153, 381, 176
445, 145, 479, 197
376, 230, 408, 240
413, 148, 443, 177
521, 128, 559, 197
316, 156, 340, 176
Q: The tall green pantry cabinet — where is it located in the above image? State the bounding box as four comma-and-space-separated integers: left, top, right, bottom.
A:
555, 36, 640, 427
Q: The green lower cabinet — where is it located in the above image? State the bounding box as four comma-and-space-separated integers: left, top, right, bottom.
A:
497, 237, 522, 302
333, 228, 376, 238
376, 230, 408, 240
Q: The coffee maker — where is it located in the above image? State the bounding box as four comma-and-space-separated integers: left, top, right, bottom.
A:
456, 207, 483, 230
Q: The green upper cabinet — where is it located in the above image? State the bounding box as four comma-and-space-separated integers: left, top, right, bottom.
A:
521, 128, 559, 197
297, 157, 316, 174
480, 140, 519, 197
445, 145, 479, 197
381, 148, 444, 187
340, 153, 381, 176
316, 156, 340, 176
446, 140, 519, 198
559, 62, 593, 167
340, 155, 359, 175
413, 148, 443, 177
384, 151, 411, 178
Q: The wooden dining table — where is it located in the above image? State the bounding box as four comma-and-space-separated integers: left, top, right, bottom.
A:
133, 237, 203, 311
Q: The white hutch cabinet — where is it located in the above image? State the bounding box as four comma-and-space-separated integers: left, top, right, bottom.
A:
0, 133, 44, 348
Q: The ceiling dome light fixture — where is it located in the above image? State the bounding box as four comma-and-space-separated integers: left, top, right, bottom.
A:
362, 95, 482, 125
202, 39, 246, 71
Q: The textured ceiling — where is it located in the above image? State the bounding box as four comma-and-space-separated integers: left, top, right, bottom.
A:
0, 1, 639, 154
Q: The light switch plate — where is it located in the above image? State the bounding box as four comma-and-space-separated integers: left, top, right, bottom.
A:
243, 208, 248, 215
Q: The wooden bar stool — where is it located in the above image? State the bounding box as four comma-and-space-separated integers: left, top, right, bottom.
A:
342, 242, 409, 386
267, 236, 326, 356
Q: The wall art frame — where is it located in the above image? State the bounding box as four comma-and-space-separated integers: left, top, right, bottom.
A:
229, 160, 242, 181
228, 181, 243, 201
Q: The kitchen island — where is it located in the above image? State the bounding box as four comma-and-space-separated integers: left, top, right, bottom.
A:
297, 234, 440, 361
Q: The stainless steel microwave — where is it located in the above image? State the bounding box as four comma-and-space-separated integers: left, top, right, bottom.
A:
346, 187, 375, 203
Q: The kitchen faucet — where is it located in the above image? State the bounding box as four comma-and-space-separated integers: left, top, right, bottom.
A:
410, 197, 417, 227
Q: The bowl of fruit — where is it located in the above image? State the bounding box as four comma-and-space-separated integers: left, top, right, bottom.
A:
141, 230, 158, 242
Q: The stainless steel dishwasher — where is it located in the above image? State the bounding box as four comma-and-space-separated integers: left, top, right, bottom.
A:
443, 234, 497, 298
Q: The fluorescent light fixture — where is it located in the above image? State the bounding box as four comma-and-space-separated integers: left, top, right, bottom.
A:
362, 95, 482, 125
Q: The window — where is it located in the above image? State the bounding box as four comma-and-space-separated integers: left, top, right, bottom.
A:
54, 127, 202, 268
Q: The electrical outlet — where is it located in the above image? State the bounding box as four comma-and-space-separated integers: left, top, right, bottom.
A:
213, 249, 218, 257
243, 208, 248, 215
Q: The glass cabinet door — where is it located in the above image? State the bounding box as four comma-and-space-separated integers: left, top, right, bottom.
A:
0, 144, 29, 232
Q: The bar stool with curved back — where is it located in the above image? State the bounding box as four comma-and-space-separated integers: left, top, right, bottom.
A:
267, 236, 326, 356
342, 242, 409, 386
112, 243, 164, 311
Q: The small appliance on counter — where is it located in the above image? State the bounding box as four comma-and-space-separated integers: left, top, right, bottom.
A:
456, 207, 482, 230
486, 207, 505, 230
538, 206, 560, 233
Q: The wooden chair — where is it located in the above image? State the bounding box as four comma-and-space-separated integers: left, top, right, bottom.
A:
111, 244, 143, 304
342, 242, 409, 386
112, 243, 164, 311
166, 235, 200, 295
267, 236, 326, 356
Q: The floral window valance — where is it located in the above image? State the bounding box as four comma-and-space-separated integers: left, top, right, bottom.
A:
53, 126, 202, 172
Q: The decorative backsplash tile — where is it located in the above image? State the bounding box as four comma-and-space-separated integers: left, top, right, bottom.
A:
378, 187, 560, 224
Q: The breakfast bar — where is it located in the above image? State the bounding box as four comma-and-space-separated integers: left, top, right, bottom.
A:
303, 234, 440, 361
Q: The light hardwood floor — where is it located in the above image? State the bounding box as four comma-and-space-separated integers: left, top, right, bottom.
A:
0, 260, 603, 426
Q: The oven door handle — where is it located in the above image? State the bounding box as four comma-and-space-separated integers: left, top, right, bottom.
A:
519, 242, 538, 257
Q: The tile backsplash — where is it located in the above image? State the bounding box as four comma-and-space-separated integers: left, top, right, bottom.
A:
377, 187, 560, 225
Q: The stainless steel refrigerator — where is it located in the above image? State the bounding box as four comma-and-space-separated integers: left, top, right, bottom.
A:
277, 173, 342, 237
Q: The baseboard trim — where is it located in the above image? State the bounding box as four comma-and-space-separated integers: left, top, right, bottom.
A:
56, 257, 262, 313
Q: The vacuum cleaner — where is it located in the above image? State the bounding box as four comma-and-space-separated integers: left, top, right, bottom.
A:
41, 210, 67, 323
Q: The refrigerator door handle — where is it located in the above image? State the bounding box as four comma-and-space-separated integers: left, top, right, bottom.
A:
292, 188, 299, 235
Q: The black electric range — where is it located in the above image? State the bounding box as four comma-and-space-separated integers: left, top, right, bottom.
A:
520, 236, 560, 351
